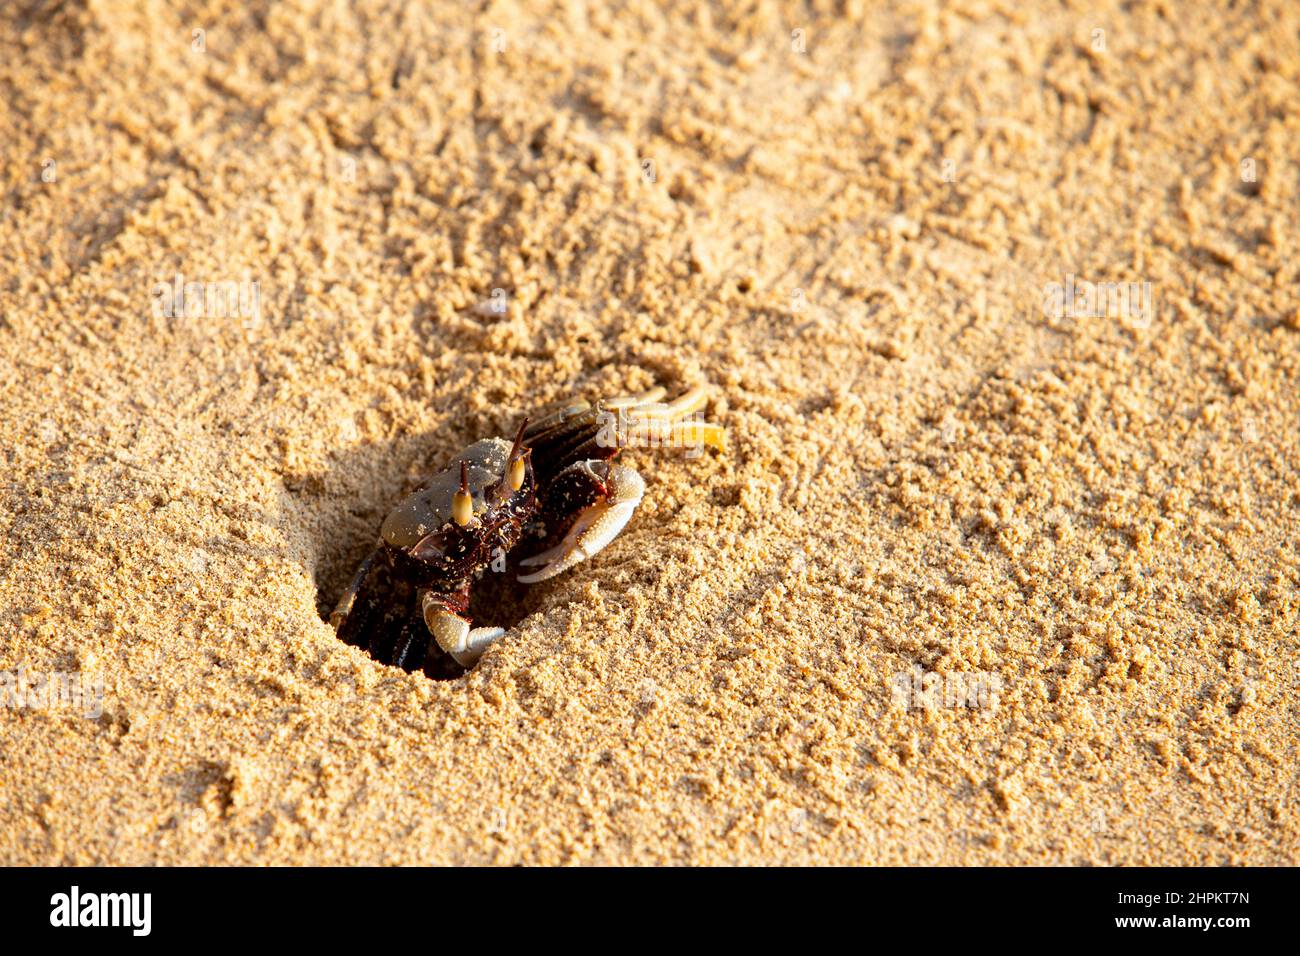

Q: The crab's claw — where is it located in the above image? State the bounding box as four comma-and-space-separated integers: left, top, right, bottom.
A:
422, 592, 506, 668
517, 461, 645, 583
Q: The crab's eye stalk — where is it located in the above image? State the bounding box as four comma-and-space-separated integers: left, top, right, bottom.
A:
501, 418, 530, 495
452, 460, 473, 527
452, 490, 473, 526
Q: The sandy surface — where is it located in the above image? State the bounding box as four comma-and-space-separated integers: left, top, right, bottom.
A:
2, 0, 1298, 865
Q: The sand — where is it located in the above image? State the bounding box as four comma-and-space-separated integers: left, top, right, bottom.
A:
1, 0, 1297, 865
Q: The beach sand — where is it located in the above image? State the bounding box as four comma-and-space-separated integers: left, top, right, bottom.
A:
1, 0, 1297, 864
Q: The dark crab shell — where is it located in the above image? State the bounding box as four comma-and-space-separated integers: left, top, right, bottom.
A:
380, 438, 513, 549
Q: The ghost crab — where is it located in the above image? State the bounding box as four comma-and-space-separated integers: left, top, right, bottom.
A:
330, 384, 724, 675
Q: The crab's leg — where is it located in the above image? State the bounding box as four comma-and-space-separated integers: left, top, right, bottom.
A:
518, 460, 646, 584
329, 551, 376, 630
522, 388, 666, 446
388, 614, 434, 672
421, 591, 506, 668
617, 386, 726, 451
602, 386, 667, 410
627, 384, 707, 417
529, 387, 724, 474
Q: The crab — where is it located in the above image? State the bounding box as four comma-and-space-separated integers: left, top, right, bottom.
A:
330, 384, 725, 675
